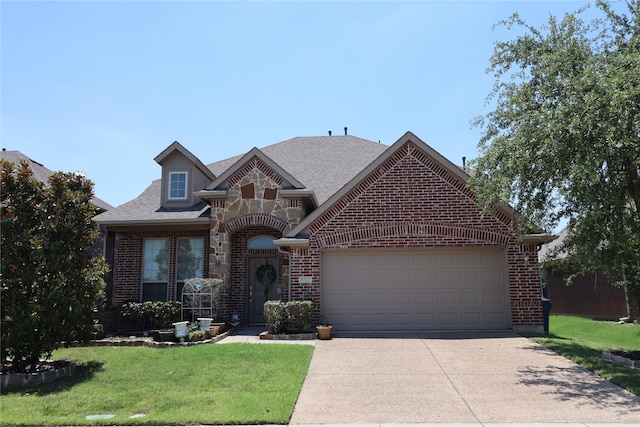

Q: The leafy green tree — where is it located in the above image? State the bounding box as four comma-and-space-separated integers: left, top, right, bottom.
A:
470, 1, 640, 315
1, 159, 108, 372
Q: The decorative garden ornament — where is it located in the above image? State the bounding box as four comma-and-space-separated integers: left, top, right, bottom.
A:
172, 321, 189, 343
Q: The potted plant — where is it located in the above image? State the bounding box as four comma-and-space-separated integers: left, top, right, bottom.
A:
316, 316, 332, 340
188, 329, 207, 342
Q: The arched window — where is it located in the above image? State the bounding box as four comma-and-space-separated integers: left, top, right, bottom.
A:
247, 236, 277, 250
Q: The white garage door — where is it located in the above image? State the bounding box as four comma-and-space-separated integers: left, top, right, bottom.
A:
322, 248, 509, 331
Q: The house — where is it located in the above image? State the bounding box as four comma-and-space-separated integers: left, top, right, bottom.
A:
95, 131, 549, 332
0, 149, 113, 214
539, 228, 638, 320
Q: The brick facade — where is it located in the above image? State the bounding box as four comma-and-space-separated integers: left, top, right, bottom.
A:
288, 142, 542, 328
546, 270, 639, 320
111, 228, 210, 305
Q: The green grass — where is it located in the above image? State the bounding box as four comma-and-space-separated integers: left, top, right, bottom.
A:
0, 343, 314, 426
528, 315, 640, 396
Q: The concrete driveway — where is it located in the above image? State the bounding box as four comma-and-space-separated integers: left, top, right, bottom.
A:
289, 331, 640, 424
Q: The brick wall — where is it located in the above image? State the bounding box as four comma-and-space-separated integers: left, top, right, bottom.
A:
545, 270, 637, 320
289, 141, 542, 328
111, 229, 209, 306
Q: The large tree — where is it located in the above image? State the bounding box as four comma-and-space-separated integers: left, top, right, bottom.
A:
470, 1, 640, 315
1, 159, 108, 372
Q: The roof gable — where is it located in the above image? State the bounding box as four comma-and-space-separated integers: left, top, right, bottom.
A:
286, 131, 516, 237
204, 147, 305, 191
155, 141, 215, 181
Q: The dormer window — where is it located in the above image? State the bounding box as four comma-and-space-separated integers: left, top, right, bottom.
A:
169, 171, 188, 200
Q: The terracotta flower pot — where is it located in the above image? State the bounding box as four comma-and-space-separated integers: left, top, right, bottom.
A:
208, 322, 226, 336
316, 325, 332, 340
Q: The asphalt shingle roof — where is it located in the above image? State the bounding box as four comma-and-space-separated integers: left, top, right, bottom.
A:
95, 179, 211, 225
96, 135, 389, 225
0, 150, 114, 212
208, 135, 389, 205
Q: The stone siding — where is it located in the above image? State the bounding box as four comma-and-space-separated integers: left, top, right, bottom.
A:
208, 158, 305, 286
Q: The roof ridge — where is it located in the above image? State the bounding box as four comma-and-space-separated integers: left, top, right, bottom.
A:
205, 134, 381, 169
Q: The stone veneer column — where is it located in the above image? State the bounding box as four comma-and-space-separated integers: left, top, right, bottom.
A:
209, 200, 230, 285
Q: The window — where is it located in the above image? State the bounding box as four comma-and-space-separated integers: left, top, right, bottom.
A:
247, 236, 277, 250
141, 237, 205, 302
176, 238, 204, 301
168, 172, 188, 200
142, 238, 169, 301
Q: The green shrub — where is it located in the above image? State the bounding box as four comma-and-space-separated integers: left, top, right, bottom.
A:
285, 300, 314, 332
0, 160, 108, 372
264, 300, 285, 334
119, 301, 182, 331
152, 301, 181, 328
188, 329, 207, 342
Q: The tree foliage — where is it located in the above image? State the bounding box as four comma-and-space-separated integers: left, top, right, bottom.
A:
1, 159, 108, 372
470, 1, 640, 301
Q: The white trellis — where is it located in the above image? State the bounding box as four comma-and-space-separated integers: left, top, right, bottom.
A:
181, 278, 220, 322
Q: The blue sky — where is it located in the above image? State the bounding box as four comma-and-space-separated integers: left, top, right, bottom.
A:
1, 1, 613, 208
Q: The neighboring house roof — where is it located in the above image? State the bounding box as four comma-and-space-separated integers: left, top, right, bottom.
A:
0, 149, 114, 213
96, 135, 389, 225
538, 228, 569, 263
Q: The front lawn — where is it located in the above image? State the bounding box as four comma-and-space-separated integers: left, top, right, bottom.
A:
529, 315, 640, 395
0, 343, 314, 425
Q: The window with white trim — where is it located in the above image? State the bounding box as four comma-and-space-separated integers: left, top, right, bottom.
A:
142, 238, 169, 301
168, 171, 188, 200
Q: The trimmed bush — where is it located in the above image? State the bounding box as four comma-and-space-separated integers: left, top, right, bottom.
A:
285, 300, 314, 332
118, 301, 182, 332
264, 301, 285, 334
264, 300, 315, 334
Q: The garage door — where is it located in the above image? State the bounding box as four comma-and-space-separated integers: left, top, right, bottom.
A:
321, 248, 509, 331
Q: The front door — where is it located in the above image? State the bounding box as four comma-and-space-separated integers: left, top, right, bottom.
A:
248, 257, 279, 323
